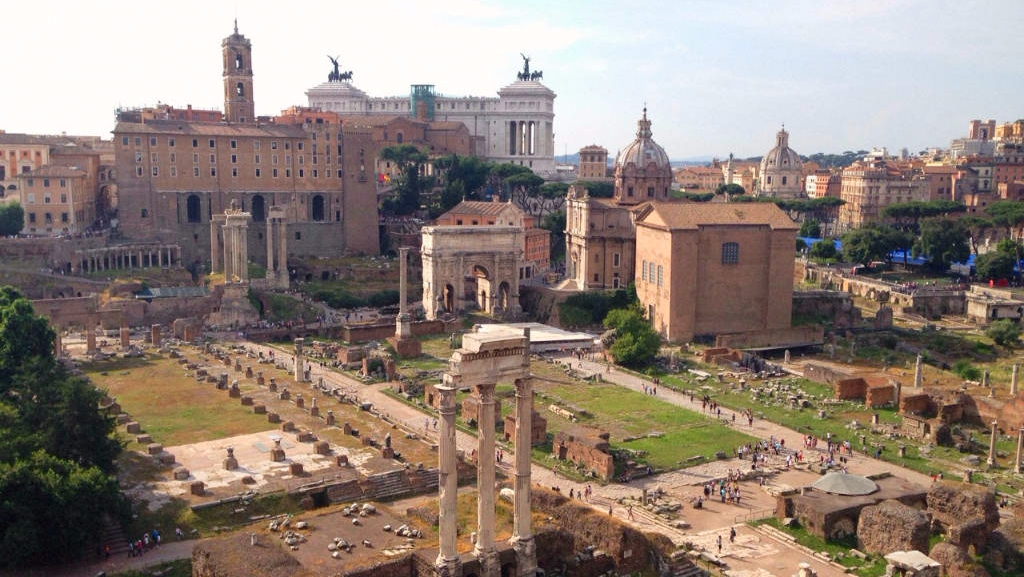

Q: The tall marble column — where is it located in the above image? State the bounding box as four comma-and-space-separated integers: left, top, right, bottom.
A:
266, 217, 275, 278
278, 219, 288, 285
435, 384, 461, 577
511, 377, 537, 577
294, 338, 304, 383
396, 247, 412, 339
474, 382, 498, 577
210, 217, 223, 273
987, 421, 999, 467
1012, 364, 1019, 396
1015, 428, 1024, 475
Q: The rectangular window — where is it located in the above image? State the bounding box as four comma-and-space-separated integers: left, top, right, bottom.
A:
255, 168, 261, 177
170, 167, 177, 177
209, 139, 215, 148
152, 166, 159, 176
62, 212, 69, 223
59, 179, 66, 187
657, 265, 663, 287
254, 140, 261, 150
209, 154, 216, 163
193, 153, 199, 163
60, 193, 67, 203
168, 138, 175, 147
721, 242, 739, 265
298, 156, 304, 165
210, 168, 216, 177
271, 141, 278, 150
285, 155, 291, 164
230, 140, 237, 149
272, 168, 278, 178
613, 252, 620, 268
297, 142, 303, 151
286, 169, 291, 178
298, 169, 304, 178
193, 167, 200, 177
134, 137, 141, 146
231, 154, 237, 164
170, 152, 176, 163
135, 151, 143, 163
136, 166, 143, 177
121, 136, 129, 145
151, 152, 158, 163
627, 186, 634, 197
337, 169, 343, 178
44, 195, 50, 203
255, 154, 261, 164
641, 260, 647, 281
28, 213, 35, 223
150, 137, 157, 146
272, 154, 278, 165
231, 167, 238, 177
192, 138, 198, 148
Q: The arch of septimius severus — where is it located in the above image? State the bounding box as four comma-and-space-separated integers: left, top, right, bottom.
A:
435, 328, 536, 577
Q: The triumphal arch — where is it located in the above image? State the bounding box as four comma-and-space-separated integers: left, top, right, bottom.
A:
421, 226, 523, 320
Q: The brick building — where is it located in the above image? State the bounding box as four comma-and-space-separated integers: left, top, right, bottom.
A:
18, 166, 94, 236
837, 158, 929, 232
634, 202, 797, 342
113, 24, 380, 266
577, 145, 609, 180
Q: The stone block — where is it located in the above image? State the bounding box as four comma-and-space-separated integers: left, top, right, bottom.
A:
267, 412, 280, 423
117, 413, 131, 424
294, 394, 304, 409
190, 481, 205, 496
126, 421, 141, 434
157, 452, 176, 465
281, 421, 296, 432
314, 441, 330, 455
253, 404, 266, 414
136, 434, 152, 444
147, 443, 163, 455
289, 462, 304, 476
240, 395, 253, 406
336, 454, 348, 466
279, 389, 290, 401
173, 467, 190, 481
382, 446, 395, 459
856, 499, 929, 555
297, 430, 315, 442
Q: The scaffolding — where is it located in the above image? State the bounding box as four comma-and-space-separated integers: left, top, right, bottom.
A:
409, 84, 436, 121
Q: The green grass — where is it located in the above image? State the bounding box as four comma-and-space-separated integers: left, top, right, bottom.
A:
113, 559, 191, 577
751, 518, 887, 577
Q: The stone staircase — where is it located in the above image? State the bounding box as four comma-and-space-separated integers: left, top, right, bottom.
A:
407, 466, 439, 494
363, 469, 412, 501
101, 517, 130, 557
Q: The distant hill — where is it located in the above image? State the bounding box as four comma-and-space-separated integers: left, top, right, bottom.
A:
554, 153, 713, 167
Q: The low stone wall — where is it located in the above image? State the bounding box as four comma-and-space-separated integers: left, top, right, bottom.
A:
715, 325, 824, 349
553, 429, 614, 480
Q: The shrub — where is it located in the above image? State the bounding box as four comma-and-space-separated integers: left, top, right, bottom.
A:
953, 359, 981, 381
986, 319, 1021, 348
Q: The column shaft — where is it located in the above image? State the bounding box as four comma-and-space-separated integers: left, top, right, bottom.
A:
475, 382, 497, 562
512, 378, 533, 540
436, 386, 460, 570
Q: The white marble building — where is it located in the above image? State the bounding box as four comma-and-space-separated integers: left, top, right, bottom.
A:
306, 64, 556, 175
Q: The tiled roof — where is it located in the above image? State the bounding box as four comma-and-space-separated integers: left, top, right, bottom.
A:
113, 120, 306, 138
441, 200, 519, 217
638, 201, 798, 230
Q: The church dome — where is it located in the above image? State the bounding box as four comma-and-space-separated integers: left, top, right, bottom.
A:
757, 126, 804, 198
616, 108, 670, 170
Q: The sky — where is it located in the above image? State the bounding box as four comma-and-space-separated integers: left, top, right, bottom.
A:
3, 0, 1023, 161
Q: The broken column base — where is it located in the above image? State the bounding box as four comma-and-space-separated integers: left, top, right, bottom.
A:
270, 448, 286, 462
388, 335, 422, 359
223, 457, 239, 470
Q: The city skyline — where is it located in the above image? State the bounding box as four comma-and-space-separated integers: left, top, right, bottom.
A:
3, 0, 1022, 160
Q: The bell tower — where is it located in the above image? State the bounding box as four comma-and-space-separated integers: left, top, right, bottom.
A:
222, 20, 255, 123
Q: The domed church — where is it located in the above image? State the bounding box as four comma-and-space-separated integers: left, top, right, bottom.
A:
757, 126, 804, 199
563, 108, 675, 290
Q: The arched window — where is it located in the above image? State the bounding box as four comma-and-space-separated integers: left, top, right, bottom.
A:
251, 194, 266, 222
311, 194, 325, 221
236, 82, 244, 96
186, 194, 202, 223
235, 53, 243, 70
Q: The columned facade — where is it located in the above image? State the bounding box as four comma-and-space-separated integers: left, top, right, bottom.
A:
75, 244, 182, 274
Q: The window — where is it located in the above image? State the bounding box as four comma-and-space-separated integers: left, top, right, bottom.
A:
193, 167, 200, 177
121, 136, 129, 145
27, 179, 33, 188
43, 179, 50, 188
135, 152, 143, 163
641, 260, 647, 281
647, 186, 654, 198
231, 154, 237, 164
613, 252, 620, 268
134, 137, 141, 146
136, 166, 143, 177
285, 142, 291, 150
193, 153, 199, 163
170, 167, 177, 177
152, 166, 159, 176
649, 261, 656, 281
209, 139, 215, 148
627, 186, 634, 197
210, 168, 216, 177
271, 141, 278, 150
272, 155, 278, 165
782, 176, 788, 185
255, 154, 261, 164
210, 154, 216, 163
141, 209, 148, 218
272, 168, 278, 178
192, 139, 198, 148
28, 212, 35, 223
593, 273, 599, 282
286, 169, 291, 178
231, 168, 238, 177
186, 194, 201, 223
722, 242, 739, 265
168, 138, 175, 147
254, 140, 261, 150
298, 169, 304, 178
767, 176, 773, 185
60, 193, 67, 203
61, 212, 68, 223
295, 231, 301, 240
151, 152, 158, 163
255, 168, 261, 177
59, 179, 66, 187
150, 137, 157, 146
44, 195, 50, 203
230, 140, 237, 149
170, 152, 176, 163
657, 265, 663, 286
297, 142, 303, 150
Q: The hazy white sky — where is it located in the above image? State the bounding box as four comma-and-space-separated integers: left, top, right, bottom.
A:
3, 0, 1022, 159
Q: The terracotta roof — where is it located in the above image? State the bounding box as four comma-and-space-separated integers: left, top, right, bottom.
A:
113, 120, 306, 138
21, 166, 87, 178
427, 121, 466, 130
441, 200, 521, 218
638, 201, 798, 230
338, 115, 426, 128
0, 133, 78, 146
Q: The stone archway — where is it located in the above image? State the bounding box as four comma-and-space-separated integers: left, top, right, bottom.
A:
443, 283, 455, 313
473, 264, 492, 312
498, 281, 511, 312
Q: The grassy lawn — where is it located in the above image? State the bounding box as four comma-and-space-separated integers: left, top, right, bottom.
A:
82, 353, 275, 447
751, 518, 887, 577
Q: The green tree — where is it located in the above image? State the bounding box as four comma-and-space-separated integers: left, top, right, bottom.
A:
0, 203, 24, 236
799, 219, 821, 238
577, 181, 614, 198
603, 306, 660, 367
808, 239, 838, 261
678, 192, 714, 202
841, 225, 900, 266
882, 200, 967, 233
714, 183, 745, 199
986, 319, 1021, 348
380, 144, 429, 215
541, 210, 566, 264
960, 215, 994, 255
913, 217, 970, 272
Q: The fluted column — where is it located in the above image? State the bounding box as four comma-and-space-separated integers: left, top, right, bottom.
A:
238, 221, 249, 281
278, 219, 288, 285
266, 217, 275, 277
988, 421, 999, 467
396, 246, 411, 339
210, 219, 222, 273
511, 377, 536, 577
474, 382, 498, 577
435, 384, 461, 577
294, 338, 304, 382
1015, 428, 1023, 475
